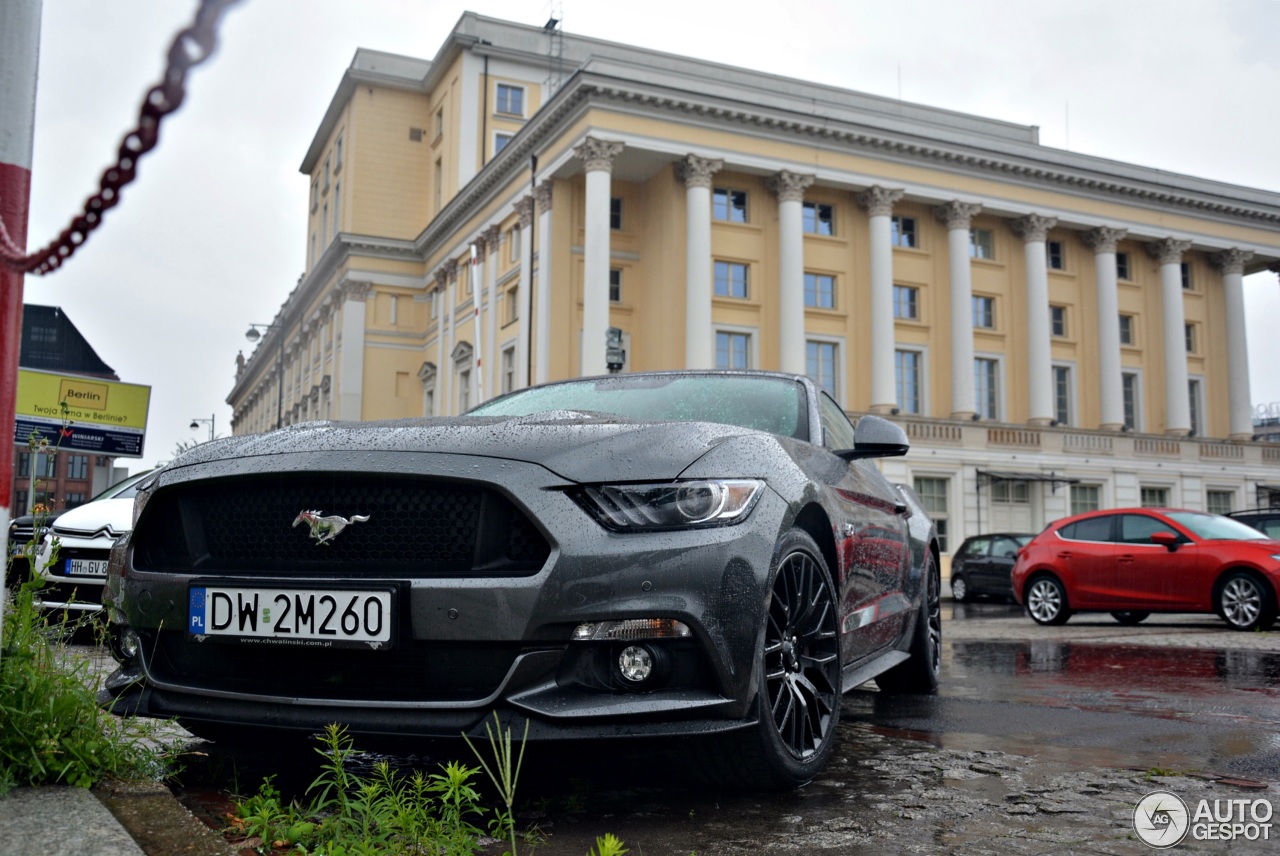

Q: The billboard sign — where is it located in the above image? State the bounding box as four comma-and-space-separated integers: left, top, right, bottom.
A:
13, 369, 151, 458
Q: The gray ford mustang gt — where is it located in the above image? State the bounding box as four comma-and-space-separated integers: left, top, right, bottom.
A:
101, 370, 939, 789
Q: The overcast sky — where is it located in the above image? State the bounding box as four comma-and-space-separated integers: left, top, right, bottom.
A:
22, 0, 1280, 473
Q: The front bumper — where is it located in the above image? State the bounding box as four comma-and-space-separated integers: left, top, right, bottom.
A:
102, 455, 786, 741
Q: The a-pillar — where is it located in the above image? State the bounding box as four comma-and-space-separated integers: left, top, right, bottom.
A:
338, 281, 370, 420
1010, 214, 1058, 425
857, 185, 905, 412
771, 171, 816, 375
1081, 227, 1128, 430
574, 137, 624, 376
534, 180, 554, 384
677, 154, 723, 369
935, 201, 983, 419
1147, 238, 1193, 436
1211, 248, 1255, 440
515, 195, 534, 388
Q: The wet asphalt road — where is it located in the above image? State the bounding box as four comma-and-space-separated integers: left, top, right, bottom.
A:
158, 600, 1280, 854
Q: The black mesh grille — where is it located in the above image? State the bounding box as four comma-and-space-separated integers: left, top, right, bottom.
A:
132, 474, 550, 577
144, 630, 531, 702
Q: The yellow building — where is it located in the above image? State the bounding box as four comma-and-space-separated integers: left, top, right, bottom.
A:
227, 13, 1280, 552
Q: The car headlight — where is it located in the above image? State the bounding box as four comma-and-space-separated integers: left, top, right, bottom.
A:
577, 479, 764, 531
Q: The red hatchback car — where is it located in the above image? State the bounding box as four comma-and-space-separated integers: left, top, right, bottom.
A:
1011, 508, 1280, 631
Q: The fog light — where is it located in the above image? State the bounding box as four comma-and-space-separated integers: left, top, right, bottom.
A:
109, 626, 141, 664
618, 645, 653, 683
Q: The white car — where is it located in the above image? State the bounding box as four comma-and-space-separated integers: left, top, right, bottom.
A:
34, 470, 154, 614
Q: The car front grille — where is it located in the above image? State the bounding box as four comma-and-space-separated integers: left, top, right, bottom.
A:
131, 474, 551, 578
143, 630, 536, 702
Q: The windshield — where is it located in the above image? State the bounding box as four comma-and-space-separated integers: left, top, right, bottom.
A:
1166, 511, 1270, 541
89, 469, 153, 503
469, 374, 808, 439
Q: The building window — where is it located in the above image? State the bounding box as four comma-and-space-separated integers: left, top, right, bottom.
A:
1141, 486, 1170, 508
802, 202, 834, 236
891, 216, 917, 248
1122, 371, 1140, 431
310, 179, 319, 212
1188, 379, 1203, 436
895, 349, 922, 415
714, 261, 749, 299
321, 202, 329, 247
433, 158, 443, 212
494, 132, 513, 153
610, 197, 623, 230
1053, 365, 1072, 426
430, 291, 439, 320
322, 156, 331, 193
1207, 490, 1234, 516
66, 455, 89, 480
1116, 252, 1131, 280
913, 477, 949, 552
806, 341, 838, 398
1050, 305, 1067, 337
804, 273, 835, 309
1070, 484, 1101, 515
457, 368, 471, 413
334, 132, 344, 170
17, 452, 30, 478
332, 182, 341, 237
1119, 314, 1135, 346
972, 295, 996, 329
975, 358, 999, 420
435, 107, 444, 138
1046, 240, 1065, 270
969, 228, 994, 260
509, 226, 521, 263
1185, 323, 1196, 354
503, 283, 519, 325
1181, 262, 1192, 290
495, 83, 524, 116
713, 188, 748, 223
715, 331, 751, 369
609, 268, 622, 303
501, 347, 516, 394
64, 492, 87, 508
992, 481, 1030, 504
893, 285, 919, 320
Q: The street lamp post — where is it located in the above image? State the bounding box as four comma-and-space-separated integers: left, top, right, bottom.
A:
246, 323, 285, 430
189, 414, 215, 442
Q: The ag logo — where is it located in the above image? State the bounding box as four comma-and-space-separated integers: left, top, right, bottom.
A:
1134, 791, 1190, 848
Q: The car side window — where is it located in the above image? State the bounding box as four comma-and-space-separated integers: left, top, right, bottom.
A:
992, 536, 1020, 558
818, 393, 856, 450
1058, 515, 1113, 542
961, 536, 991, 558
1118, 514, 1180, 544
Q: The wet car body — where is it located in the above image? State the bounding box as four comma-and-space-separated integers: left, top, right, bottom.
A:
101, 371, 940, 788
1011, 507, 1280, 630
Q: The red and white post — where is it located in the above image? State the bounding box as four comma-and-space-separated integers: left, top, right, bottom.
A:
0, 0, 42, 654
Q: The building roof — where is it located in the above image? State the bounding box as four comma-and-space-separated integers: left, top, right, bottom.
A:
19, 304, 117, 379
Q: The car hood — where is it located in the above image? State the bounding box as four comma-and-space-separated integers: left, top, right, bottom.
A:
161, 414, 767, 483
49, 497, 134, 537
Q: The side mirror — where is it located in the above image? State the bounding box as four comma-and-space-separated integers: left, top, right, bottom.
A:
834, 414, 910, 461
1150, 531, 1179, 551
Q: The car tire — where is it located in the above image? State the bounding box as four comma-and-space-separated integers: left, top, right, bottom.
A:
877, 552, 941, 695
1110, 611, 1150, 625
950, 574, 970, 603
698, 529, 842, 790
1025, 574, 1071, 626
1218, 572, 1278, 632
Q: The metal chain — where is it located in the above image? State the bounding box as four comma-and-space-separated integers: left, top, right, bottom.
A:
0, 0, 244, 275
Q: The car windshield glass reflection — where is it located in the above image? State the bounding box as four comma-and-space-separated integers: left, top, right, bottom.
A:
1167, 511, 1270, 541
470, 375, 807, 438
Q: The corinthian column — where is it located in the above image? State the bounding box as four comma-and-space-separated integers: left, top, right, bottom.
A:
1147, 238, 1193, 435
677, 155, 723, 369
1081, 227, 1128, 430
1011, 214, 1058, 425
1211, 248, 1256, 440
772, 171, 816, 376
534, 180, 554, 384
858, 186, 905, 412
935, 201, 983, 419
574, 137, 624, 376
515, 195, 534, 389
482, 224, 501, 395
338, 281, 371, 420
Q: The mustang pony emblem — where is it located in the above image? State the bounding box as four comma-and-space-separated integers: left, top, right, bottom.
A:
292, 510, 370, 545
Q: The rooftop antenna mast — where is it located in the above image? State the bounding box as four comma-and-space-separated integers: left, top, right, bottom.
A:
543, 2, 565, 96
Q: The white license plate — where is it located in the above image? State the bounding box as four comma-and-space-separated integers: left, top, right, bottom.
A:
188, 585, 393, 648
65, 558, 109, 576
